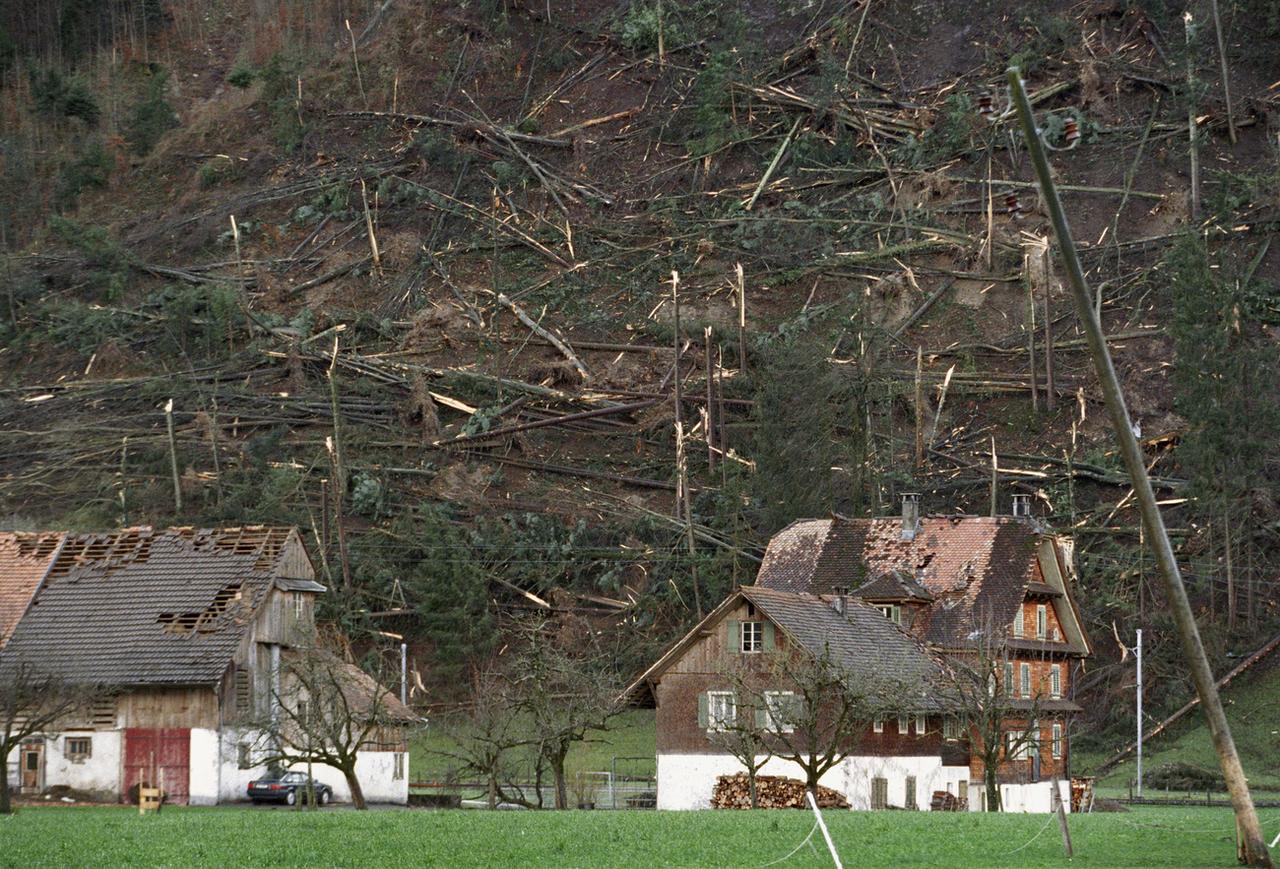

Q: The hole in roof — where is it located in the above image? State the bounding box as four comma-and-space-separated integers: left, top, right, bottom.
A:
156, 583, 243, 636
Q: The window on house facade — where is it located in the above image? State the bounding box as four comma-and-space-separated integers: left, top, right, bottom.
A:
90, 698, 116, 729
235, 668, 252, 715
293, 591, 305, 622
915, 714, 926, 735
1050, 665, 1062, 698
705, 691, 736, 731
764, 691, 798, 733
1004, 663, 1014, 696
876, 604, 901, 624
1020, 663, 1031, 697
65, 737, 91, 761
297, 699, 309, 725
873, 716, 884, 733
943, 716, 960, 740
897, 714, 909, 735
237, 743, 252, 770
1051, 723, 1063, 759
905, 776, 917, 809
870, 777, 888, 810
740, 621, 763, 653
1036, 605, 1047, 639
393, 752, 406, 780
1012, 608, 1024, 637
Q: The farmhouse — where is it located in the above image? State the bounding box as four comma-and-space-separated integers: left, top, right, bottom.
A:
635, 495, 1092, 813
0, 526, 411, 806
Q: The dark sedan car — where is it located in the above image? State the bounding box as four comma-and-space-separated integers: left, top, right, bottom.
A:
247, 771, 333, 806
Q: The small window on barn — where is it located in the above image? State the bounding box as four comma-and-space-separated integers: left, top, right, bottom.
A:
876, 604, 901, 624
701, 691, 736, 732
740, 621, 763, 653
943, 716, 960, 740
897, 714, 908, 735
90, 698, 116, 729
904, 776, 917, 809
915, 714, 926, 736
237, 743, 252, 770
873, 716, 884, 733
393, 752, 405, 781
1036, 605, 1047, 639
1020, 663, 1031, 698
293, 592, 306, 622
1050, 665, 1062, 699
870, 777, 888, 810
235, 668, 252, 715
1012, 609, 1025, 638
763, 692, 798, 734
65, 737, 91, 762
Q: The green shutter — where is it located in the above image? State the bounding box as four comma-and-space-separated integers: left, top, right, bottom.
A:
762, 621, 776, 651
726, 619, 740, 652
698, 693, 709, 729
755, 705, 767, 729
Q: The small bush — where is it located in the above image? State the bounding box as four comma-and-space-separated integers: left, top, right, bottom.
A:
56, 138, 112, 208
125, 70, 179, 156
259, 52, 306, 152
227, 62, 256, 89
30, 67, 100, 126
1144, 762, 1223, 792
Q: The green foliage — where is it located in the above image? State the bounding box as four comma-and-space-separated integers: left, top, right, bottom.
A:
895, 93, 975, 168
227, 62, 256, 89
56, 138, 112, 209
37, 300, 131, 355
0, 26, 15, 76
47, 216, 131, 298
350, 473, 388, 518
125, 70, 179, 156
411, 130, 462, 172
29, 67, 99, 126
616, 2, 674, 52
679, 50, 738, 157
145, 283, 242, 359
259, 52, 307, 152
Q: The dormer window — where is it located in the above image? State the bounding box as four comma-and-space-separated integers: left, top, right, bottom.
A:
876, 604, 901, 625
1036, 605, 1047, 639
1012, 610, 1024, 638
741, 621, 763, 653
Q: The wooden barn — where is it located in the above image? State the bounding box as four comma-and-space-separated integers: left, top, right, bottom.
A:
634, 495, 1092, 813
0, 526, 412, 805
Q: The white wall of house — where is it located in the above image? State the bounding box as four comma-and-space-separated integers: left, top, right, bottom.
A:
5, 732, 123, 800
188, 728, 220, 806
657, 752, 1038, 812
216, 728, 407, 805
973, 779, 1070, 814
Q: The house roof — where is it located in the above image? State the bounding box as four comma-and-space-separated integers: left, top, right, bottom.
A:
741, 586, 952, 710
0, 532, 65, 648
852, 569, 933, 602
0, 526, 312, 686
281, 649, 421, 725
628, 586, 954, 711
754, 516, 1070, 650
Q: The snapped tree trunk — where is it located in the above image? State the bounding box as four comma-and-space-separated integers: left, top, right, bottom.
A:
344, 765, 367, 810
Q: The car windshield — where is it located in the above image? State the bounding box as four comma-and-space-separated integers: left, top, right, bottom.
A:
282, 772, 308, 783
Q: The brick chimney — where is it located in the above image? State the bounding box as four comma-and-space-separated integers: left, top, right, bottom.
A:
1011, 493, 1032, 518
901, 493, 920, 541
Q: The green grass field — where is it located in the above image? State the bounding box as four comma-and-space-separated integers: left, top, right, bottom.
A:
2, 805, 1278, 868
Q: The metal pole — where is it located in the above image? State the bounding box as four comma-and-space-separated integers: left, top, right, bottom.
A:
400, 642, 407, 707
1136, 628, 1143, 800
1007, 66, 1273, 867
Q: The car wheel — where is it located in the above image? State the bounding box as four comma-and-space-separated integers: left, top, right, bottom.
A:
285, 790, 297, 806
319, 790, 330, 806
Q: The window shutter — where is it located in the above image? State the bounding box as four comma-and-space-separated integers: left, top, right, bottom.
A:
698, 693, 709, 729
726, 620, 740, 652
762, 621, 775, 651
756, 705, 767, 729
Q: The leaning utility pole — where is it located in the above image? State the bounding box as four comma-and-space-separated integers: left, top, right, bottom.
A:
1008, 67, 1272, 867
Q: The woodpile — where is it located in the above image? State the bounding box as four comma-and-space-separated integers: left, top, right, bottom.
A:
711, 773, 849, 809
930, 790, 966, 811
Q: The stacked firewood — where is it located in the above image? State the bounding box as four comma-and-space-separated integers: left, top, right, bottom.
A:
930, 791, 966, 811
711, 773, 850, 809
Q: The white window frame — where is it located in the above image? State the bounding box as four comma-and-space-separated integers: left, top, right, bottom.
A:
915, 714, 926, 735
740, 621, 763, 653
1051, 723, 1063, 759
393, 752, 406, 780
1050, 665, 1062, 699
1036, 605, 1047, 639
1012, 608, 1025, 637
708, 691, 736, 732
293, 591, 305, 621
876, 604, 901, 624
897, 713, 909, 735
873, 715, 884, 733
943, 716, 960, 740
1003, 663, 1014, 696
1020, 663, 1031, 698
764, 691, 797, 734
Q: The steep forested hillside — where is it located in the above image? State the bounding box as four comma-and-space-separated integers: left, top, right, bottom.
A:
2, 0, 1279, 751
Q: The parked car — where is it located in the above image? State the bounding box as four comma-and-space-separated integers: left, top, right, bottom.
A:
247, 771, 332, 806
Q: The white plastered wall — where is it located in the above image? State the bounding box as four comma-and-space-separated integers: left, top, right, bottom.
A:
983, 779, 1070, 813
216, 728, 408, 805
188, 728, 220, 806
6, 731, 123, 800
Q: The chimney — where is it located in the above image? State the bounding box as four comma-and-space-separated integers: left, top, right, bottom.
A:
1011, 493, 1032, 518
832, 586, 849, 616
900, 493, 920, 541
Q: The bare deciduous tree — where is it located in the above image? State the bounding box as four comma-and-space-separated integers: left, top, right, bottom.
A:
0, 659, 109, 814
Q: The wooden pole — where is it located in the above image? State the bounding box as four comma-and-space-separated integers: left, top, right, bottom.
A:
164, 398, 182, 512
1008, 66, 1273, 867
746, 116, 803, 212
705, 327, 716, 471
1209, 0, 1237, 145
735, 263, 747, 375
345, 19, 367, 108
676, 421, 702, 617
360, 179, 382, 272
1026, 249, 1038, 412
1042, 245, 1055, 412
1185, 13, 1201, 222
989, 436, 998, 517
1051, 772, 1074, 858
914, 347, 924, 470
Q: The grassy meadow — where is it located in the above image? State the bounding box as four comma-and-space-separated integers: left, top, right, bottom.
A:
3, 804, 1279, 868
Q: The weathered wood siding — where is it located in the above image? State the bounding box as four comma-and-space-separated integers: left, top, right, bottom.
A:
119, 687, 219, 729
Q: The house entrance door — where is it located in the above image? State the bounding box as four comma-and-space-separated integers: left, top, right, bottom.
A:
20, 741, 43, 793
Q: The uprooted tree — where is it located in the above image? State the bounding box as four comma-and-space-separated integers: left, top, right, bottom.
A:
0, 657, 111, 814
253, 646, 417, 810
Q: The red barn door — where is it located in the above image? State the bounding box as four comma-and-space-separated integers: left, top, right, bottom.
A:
123, 728, 190, 805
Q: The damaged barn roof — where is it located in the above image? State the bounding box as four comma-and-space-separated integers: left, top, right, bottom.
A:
754, 516, 1061, 650
0, 526, 314, 686
0, 532, 65, 649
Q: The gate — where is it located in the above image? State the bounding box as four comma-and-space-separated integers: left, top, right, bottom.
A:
123, 728, 190, 805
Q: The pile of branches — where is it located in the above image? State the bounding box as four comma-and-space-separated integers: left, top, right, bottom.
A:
711, 773, 848, 810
